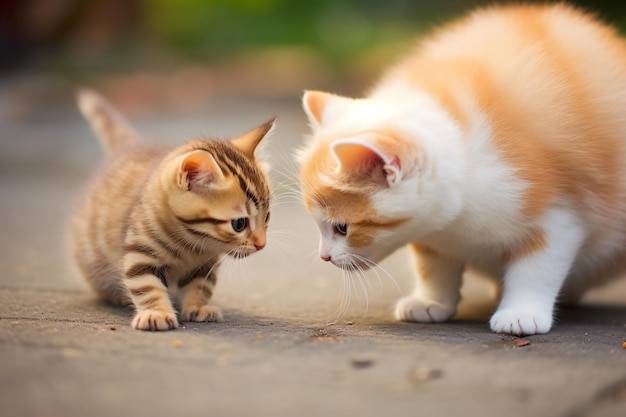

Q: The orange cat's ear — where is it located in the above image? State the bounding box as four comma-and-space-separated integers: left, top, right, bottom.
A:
302, 90, 353, 128
177, 150, 225, 191
331, 137, 402, 187
231, 117, 277, 157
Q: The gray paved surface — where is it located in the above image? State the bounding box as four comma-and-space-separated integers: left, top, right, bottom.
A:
1, 87, 625, 417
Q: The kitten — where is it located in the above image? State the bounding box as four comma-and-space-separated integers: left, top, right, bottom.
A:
298, 3, 626, 335
71, 89, 274, 330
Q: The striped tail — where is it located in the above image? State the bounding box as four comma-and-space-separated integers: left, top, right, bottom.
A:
76, 88, 142, 155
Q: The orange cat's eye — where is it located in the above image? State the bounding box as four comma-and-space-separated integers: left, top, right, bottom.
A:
231, 218, 248, 232
334, 223, 348, 236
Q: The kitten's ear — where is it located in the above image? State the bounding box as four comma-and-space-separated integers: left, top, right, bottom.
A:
302, 90, 353, 128
231, 117, 277, 158
331, 137, 402, 187
177, 150, 225, 191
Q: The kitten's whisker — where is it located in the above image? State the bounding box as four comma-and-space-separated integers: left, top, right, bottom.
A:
347, 266, 362, 318
270, 183, 301, 199
220, 248, 240, 280
275, 153, 301, 180
272, 188, 305, 203
273, 195, 304, 205
340, 266, 352, 323
269, 197, 304, 209
352, 253, 404, 298
351, 260, 370, 320
271, 178, 299, 192
351, 256, 373, 296
329, 265, 350, 325
350, 253, 383, 301
199, 253, 229, 286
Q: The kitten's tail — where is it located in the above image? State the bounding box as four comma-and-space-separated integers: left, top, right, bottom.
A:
76, 88, 142, 155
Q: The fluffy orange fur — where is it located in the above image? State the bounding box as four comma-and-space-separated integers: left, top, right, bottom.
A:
299, 3, 626, 334
382, 3, 626, 221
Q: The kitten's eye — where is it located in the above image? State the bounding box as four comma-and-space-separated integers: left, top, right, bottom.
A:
231, 218, 248, 233
334, 223, 348, 236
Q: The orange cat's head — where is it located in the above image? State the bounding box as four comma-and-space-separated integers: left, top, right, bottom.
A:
298, 90, 464, 269
77, 88, 275, 260
160, 119, 275, 258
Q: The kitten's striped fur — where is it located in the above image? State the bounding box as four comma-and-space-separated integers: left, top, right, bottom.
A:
72, 89, 273, 330
299, 4, 626, 335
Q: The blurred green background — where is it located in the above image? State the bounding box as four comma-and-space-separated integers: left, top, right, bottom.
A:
2, 0, 626, 115
3, 0, 626, 71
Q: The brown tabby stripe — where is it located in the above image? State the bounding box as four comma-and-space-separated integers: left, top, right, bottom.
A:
245, 189, 260, 208
178, 263, 217, 288
142, 216, 184, 258
182, 226, 211, 239
182, 225, 230, 249
148, 210, 207, 255
142, 221, 182, 258
124, 243, 160, 259
175, 215, 227, 225
222, 142, 269, 210
206, 143, 267, 203
168, 209, 235, 246
140, 295, 164, 310
129, 285, 162, 297
217, 156, 261, 208
182, 225, 232, 244
125, 263, 170, 288
149, 214, 202, 254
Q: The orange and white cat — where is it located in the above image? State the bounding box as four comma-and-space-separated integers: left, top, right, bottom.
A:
72, 89, 274, 330
298, 3, 626, 335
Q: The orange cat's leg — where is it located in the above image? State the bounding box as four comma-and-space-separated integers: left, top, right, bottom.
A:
490, 208, 585, 335
123, 254, 178, 331
178, 270, 222, 323
394, 243, 464, 323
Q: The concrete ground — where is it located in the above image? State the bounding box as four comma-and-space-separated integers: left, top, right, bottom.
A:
1, 87, 625, 417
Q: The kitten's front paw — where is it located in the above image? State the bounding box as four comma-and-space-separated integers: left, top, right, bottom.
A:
132, 310, 178, 331
490, 309, 552, 335
394, 296, 456, 323
181, 305, 223, 322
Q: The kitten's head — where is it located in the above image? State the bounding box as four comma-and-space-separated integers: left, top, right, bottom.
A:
299, 91, 460, 269
164, 119, 275, 258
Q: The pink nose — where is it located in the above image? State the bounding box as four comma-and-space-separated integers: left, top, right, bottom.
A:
255, 243, 265, 251
321, 254, 331, 262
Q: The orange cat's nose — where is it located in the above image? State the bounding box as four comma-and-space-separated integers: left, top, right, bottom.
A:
251, 232, 266, 251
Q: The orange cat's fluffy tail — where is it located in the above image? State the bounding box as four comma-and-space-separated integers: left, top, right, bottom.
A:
76, 88, 142, 155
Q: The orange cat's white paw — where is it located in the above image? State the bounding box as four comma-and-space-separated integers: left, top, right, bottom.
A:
132, 310, 178, 331
181, 305, 223, 322
490, 309, 552, 335
394, 296, 456, 323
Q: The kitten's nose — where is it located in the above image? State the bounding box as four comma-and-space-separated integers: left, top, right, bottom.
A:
251, 231, 266, 251
321, 254, 331, 262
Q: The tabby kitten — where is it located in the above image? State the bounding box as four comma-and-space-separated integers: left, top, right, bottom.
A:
72, 89, 273, 330
298, 3, 626, 335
